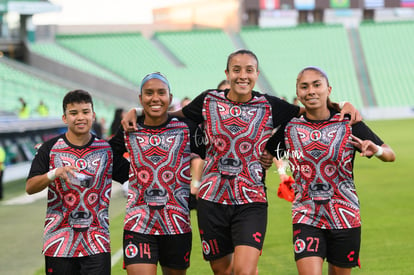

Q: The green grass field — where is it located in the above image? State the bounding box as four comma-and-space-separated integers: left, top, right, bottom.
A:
1, 118, 413, 274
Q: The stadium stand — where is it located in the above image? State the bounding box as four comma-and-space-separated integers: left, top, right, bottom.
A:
2, 22, 414, 184
0, 57, 119, 122
0, 61, 63, 117
55, 33, 175, 85
28, 41, 132, 86
240, 24, 364, 108
50, 25, 414, 110
55, 30, 237, 101
359, 21, 414, 108
154, 29, 236, 98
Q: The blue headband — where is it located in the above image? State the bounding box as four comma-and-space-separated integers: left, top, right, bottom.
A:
139, 72, 171, 94
302, 66, 330, 85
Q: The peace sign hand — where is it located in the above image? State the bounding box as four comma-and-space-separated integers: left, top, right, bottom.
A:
349, 134, 378, 157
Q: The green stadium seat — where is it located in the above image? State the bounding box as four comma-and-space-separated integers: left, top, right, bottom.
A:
29, 42, 131, 86
240, 25, 363, 109
359, 21, 414, 108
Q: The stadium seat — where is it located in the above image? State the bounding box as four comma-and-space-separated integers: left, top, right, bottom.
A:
359, 21, 414, 107
240, 25, 363, 108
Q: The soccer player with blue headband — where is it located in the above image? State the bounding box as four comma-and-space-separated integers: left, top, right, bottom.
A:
109, 71, 205, 275
139, 72, 171, 95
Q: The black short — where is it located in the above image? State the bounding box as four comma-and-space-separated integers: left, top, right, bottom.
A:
197, 199, 267, 261
189, 193, 198, 210
45, 253, 111, 275
293, 224, 361, 268
123, 230, 192, 269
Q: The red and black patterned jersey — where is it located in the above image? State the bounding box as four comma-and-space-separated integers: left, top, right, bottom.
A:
27, 134, 113, 257
268, 112, 383, 229
182, 89, 300, 205
109, 116, 204, 235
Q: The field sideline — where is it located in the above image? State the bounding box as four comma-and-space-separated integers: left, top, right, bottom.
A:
1, 118, 413, 274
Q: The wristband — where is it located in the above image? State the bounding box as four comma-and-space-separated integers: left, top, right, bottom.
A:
339, 101, 348, 109
375, 145, 384, 157
47, 168, 57, 181
191, 180, 201, 188
134, 107, 143, 116
277, 167, 287, 175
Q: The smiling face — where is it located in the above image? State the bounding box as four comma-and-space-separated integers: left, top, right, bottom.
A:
139, 78, 172, 126
296, 69, 331, 111
62, 102, 95, 137
225, 53, 259, 103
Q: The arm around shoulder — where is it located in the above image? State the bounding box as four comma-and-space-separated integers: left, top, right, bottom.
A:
121, 108, 139, 132
338, 101, 363, 124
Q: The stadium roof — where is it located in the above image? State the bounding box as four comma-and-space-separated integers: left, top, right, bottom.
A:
0, 0, 61, 15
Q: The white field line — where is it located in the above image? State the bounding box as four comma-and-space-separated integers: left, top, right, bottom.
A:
2, 182, 126, 267
2, 189, 48, 205
2, 182, 125, 205
111, 248, 123, 267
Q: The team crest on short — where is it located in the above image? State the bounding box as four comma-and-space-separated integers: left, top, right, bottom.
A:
125, 243, 138, 258
230, 106, 242, 117
202, 240, 211, 255
294, 239, 306, 254
149, 135, 162, 146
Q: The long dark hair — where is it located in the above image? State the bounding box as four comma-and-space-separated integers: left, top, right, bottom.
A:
296, 67, 340, 112
110, 108, 124, 135
226, 49, 259, 72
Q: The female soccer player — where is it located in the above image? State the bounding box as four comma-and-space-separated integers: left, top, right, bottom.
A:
121, 51, 360, 275
266, 66, 395, 275
110, 72, 204, 275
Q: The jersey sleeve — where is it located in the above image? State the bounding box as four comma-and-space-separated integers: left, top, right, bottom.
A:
190, 123, 206, 159
179, 118, 206, 159
265, 94, 300, 126
27, 137, 57, 180
181, 91, 209, 125
108, 128, 130, 183
265, 123, 288, 158
351, 121, 384, 148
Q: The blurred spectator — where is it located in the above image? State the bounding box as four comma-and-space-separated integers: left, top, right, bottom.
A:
217, 79, 230, 90
92, 116, 104, 138
109, 108, 124, 138
292, 96, 300, 106
99, 117, 107, 138
18, 97, 30, 118
36, 100, 49, 117
0, 144, 5, 200
180, 97, 191, 108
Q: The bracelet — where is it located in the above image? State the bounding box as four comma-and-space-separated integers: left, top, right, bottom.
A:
47, 168, 57, 181
134, 107, 143, 117
191, 180, 201, 188
339, 101, 348, 109
277, 167, 287, 175
375, 145, 384, 157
